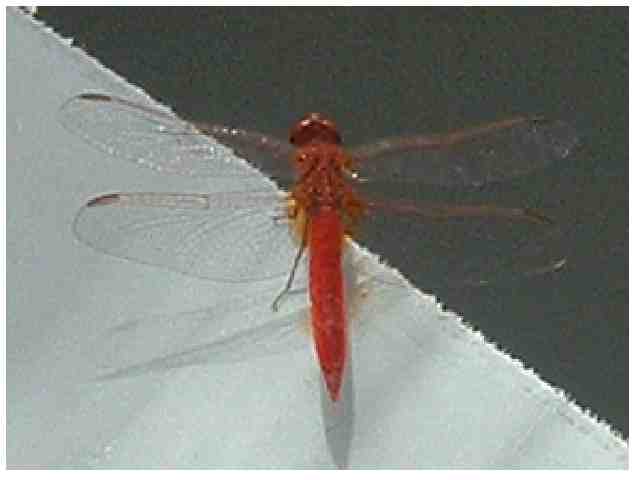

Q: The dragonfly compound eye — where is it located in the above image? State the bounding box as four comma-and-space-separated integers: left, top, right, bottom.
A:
290, 113, 342, 147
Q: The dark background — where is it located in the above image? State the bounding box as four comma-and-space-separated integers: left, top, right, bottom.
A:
36, 7, 628, 437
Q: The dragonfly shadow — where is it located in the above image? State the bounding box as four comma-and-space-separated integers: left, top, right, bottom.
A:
321, 348, 354, 469
87, 287, 311, 383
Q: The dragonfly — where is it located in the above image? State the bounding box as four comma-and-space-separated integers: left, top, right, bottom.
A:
60, 93, 579, 401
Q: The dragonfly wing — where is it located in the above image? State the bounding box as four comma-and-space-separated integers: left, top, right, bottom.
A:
60, 93, 295, 181
349, 117, 580, 187
358, 198, 569, 288
74, 191, 307, 282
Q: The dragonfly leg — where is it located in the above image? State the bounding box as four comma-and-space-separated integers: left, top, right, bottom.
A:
271, 211, 289, 226
272, 195, 299, 225
271, 218, 308, 312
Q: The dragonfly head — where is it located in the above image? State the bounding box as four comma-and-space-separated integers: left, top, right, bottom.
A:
290, 113, 342, 147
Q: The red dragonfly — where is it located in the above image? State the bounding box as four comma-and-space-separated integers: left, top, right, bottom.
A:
61, 93, 578, 401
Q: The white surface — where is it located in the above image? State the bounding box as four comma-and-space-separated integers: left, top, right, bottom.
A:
6, 9, 627, 468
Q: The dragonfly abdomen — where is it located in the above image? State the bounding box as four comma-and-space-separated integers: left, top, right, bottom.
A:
309, 208, 347, 402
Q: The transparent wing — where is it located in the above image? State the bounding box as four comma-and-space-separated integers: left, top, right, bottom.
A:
350, 116, 580, 187
358, 197, 569, 288
74, 190, 306, 282
59, 93, 295, 181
